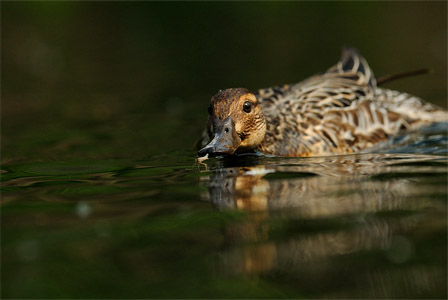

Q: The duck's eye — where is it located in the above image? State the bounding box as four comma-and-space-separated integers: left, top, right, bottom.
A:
208, 104, 213, 115
243, 101, 252, 113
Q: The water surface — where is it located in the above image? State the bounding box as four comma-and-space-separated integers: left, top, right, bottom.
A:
2, 126, 447, 298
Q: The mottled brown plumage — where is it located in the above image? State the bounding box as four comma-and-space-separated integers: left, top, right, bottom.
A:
198, 48, 448, 157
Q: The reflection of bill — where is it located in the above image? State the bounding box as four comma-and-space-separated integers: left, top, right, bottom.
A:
200, 154, 446, 297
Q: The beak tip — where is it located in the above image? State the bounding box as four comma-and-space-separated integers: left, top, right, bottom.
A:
197, 147, 211, 157
198, 146, 235, 158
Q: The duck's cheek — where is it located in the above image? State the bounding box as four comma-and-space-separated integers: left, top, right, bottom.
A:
239, 134, 261, 149
239, 127, 266, 149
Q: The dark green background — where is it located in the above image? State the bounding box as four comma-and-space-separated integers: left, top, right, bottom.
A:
2, 1, 447, 162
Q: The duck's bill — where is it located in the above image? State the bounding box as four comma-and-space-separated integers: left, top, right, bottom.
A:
197, 134, 235, 157
197, 117, 241, 157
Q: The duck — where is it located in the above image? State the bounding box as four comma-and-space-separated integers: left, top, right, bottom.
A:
198, 47, 448, 157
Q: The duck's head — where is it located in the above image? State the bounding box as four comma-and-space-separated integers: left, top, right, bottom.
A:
198, 88, 266, 157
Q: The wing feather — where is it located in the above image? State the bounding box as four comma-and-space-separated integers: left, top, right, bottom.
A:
258, 47, 405, 156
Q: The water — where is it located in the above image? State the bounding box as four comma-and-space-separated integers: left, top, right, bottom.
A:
2, 2, 447, 298
2, 128, 447, 298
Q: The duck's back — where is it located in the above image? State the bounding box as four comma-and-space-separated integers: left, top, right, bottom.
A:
256, 48, 448, 157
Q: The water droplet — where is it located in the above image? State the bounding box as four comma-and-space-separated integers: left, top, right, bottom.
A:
76, 201, 92, 218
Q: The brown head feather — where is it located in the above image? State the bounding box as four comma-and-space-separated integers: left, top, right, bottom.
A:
210, 88, 252, 120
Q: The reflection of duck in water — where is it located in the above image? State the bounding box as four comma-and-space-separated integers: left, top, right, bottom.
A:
202, 156, 446, 294
205, 155, 444, 217
198, 48, 447, 157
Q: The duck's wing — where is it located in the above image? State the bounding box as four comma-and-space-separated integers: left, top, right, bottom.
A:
257, 47, 376, 110
290, 47, 376, 107
260, 47, 376, 118
260, 48, 402, 156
